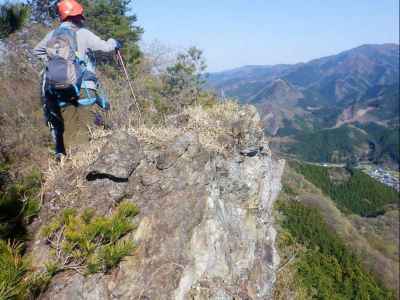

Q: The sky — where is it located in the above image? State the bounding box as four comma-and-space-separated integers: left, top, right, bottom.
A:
133, 0, 399, 72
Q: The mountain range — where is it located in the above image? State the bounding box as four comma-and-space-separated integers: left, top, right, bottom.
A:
207, 44, 399, 166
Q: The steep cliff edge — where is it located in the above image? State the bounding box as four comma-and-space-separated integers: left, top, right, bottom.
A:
29, 102, 285, 299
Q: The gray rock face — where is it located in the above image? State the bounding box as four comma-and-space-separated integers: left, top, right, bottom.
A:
175, 154, 284, 300
87, 131, 143, 181
156, 133, 193, 170
37, 107, 284, 300
0, 41, 7, 64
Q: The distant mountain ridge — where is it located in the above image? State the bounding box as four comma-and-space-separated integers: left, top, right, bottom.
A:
209, 44, 398, 104
207, 44, 400, 166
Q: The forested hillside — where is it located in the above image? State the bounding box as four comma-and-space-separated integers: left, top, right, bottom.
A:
292, 162, 399, 216
275, 162, 399, 299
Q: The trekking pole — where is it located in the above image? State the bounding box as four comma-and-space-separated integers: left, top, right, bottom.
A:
116, 49, 142, 126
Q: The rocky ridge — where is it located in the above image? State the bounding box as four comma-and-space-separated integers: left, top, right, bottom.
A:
30, 102, 285, 299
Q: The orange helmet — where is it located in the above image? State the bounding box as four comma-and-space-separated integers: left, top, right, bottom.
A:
57, 0, 84, 21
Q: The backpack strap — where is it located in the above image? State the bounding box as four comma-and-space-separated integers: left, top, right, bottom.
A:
55, 23, 81, 63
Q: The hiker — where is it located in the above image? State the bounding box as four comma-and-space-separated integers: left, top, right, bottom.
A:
33, 0, 121, 160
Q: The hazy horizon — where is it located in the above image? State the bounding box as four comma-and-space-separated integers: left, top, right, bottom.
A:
134, 1, 399, 72
207, 42, 400, 73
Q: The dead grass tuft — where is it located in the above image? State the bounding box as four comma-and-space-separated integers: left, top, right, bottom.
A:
43, 127, 111, 192
183, 101, 241, 152
122, 101, 244, 153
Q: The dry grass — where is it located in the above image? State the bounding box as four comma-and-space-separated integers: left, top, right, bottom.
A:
42, 100, 248, 207
183, 101, 241, 152
130, 101, 246, 153
45, 101, 243, 181
44, 127, 111, 186
0, 27, 50, 171
131, 126, 181, 147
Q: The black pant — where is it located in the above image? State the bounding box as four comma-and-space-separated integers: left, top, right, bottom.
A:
42, 69, 109, 155
43, 86, 107, 155
43, 82, 82, 155
43, 89, 68, 155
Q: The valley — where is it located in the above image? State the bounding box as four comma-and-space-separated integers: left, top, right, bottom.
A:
207, 44, 400, 168
357, 163, 399, 191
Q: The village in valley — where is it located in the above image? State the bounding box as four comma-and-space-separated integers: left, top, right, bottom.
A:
357, 164, 400, 192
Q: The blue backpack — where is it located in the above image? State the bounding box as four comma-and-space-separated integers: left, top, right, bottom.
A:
45, 24, 82, 102
44, 24, 110, 110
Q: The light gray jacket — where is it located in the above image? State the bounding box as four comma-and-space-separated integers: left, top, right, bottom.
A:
33, 21, 117, 89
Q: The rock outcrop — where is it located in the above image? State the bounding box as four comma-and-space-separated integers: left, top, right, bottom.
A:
32, 103, 285, 299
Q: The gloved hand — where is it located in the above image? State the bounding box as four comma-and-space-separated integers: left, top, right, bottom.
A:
95, 95, 110, 111
115, 39, 123, 50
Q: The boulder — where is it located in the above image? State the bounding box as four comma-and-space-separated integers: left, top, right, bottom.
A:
87, 131, 143, 181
